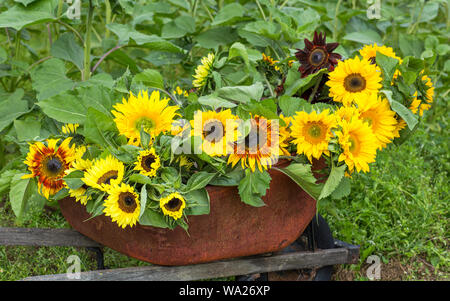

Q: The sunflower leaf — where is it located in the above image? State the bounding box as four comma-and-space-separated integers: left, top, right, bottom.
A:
184, 188, 210, 215
318, 164, 347, 200
139, 209, 170, 228
64, 170, 85, 190
183, 171, 216, 193
273, 163, 323, 200
376, 52, 400, 86
238, 169, 271, 207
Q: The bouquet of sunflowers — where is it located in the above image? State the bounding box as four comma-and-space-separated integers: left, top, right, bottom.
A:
20, 32, 434, 232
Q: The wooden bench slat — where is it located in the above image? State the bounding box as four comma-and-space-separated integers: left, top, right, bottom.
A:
0, 227, 101, 248
22, 248, 350, 281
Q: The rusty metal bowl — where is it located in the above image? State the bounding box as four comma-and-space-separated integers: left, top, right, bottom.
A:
58, 161, 321, 266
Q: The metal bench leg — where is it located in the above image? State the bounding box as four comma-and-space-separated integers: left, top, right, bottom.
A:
86, 247, 106, 270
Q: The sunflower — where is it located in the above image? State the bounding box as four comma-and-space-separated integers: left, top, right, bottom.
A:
172, 86, 189, 97
295, 31, 342, 78
191, 109, 239, 157
103, 183, 140, 228
279, 114, 293, 156
335, 105, 360, 123
412, 74, 434, 116
326, 56, 382, 106
65, 156, 93, 205
112, 90, 180, 146
336, 118, 378, 173
290, 109, 337, 162
392, 118, 407, 138
159, 192, 186, 220
359, 43, 402, 80
192, 53, 215, 88
134, 148, 161, 178
82, 155, 124, 192
355, 95, 397, 149
227, 115, 284, 172
61, 123, 79, 135
262, 53, 281, 71
23, 138, 76, 199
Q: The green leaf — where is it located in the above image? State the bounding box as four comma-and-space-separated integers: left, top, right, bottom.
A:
212, 3, 245, 26
0, 95, 29, 132
197, 94, 236, 111
319, 164, 346, 200
381, 89, 418, 130
376, 52, 399, 86
284, 68, 326, 96
84, 108, 116, 149
63, 170, 85, 190
228, 42, 250, 67
0, 0, 57, 30
331, 177, 351, 200
184, 171, 216, 193
50, 33, 84, 71
209, 168, 244, 186
273, 163, 323, 200
13, 119, 41, 141
238, 169, 271, 207
343, 30, 382, 45
217, 82, 264, 103
279, 95, 310, 117
139, 209, 170, 228
139, 185, 147, 219
9, 174, 34, 219
184, 188, 210, 215
30, 58, 74, 101
195, 27, 237, 50
131, 69, 164, 90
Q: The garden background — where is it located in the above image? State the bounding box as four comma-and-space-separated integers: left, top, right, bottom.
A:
0, 0, 448, 281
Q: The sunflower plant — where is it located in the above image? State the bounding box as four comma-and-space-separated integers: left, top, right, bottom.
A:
0, 1, 438, 232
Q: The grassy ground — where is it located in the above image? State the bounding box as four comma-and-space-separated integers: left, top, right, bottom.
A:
1, 99, 448, 282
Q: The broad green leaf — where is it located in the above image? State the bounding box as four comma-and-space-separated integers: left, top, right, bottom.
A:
284, 68, 326, 96
217, 82, 264, 103
343, 30, 382, 45
50, 33, 84, 71
84, 108, 117, 149
30, 58, 74, 101
228, 42, 249, 67
139, 209, 169, 228
198, 94, 236, 110
131, 69, 164, 90
319, 164, 347, 200
381, 89, 418, 130
376, 52, 399, 86
38, 92, 86, 124
274, 163, 323, 200
195, 27, 238, 50
184, 171, 216, 193
279, 95, 310, 117
9, 174, 34, 219
14, 0, 39, 5
63, 170, 85, 190
0, 169, 21, 196
184, 188, 210, 215
212, 3, 244, 26
209, 168, 244, 186
0, 0, 57, 30
330, 177, 351, 200
14, 119, 41, 141
238, 169, 271, 207
0, 95, 29, 132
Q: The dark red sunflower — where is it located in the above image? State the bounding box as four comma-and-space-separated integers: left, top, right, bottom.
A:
295, 31, 342, 78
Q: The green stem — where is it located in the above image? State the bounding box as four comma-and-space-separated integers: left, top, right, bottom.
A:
263, 73, 275, 98
255, 0, 267, 21
57, 20, 84, 44
84, 0, 94, 81
105, 0, 111, 38
14, 30, 21, 59
202, 3, 214, 22
333, 0, 342, 41
56, 0, 64, 37
308, 73, 323, 103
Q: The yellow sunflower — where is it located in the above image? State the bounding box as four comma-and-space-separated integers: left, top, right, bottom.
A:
23, 138, 76, 199
192, 53, 215, 88
355, 95, 397, 149
134, 148, 161, 178
191, 109, 239, 157
159, 192, 186, 220
103, 183, 140, 229
291, 109, 337, 162
227, 115, 284, 172
335, 105, 360, 123
61, 123, 79, 135
65, 156, 93, 205
112, 90, 180, 146
359, 43, 403, 79
279, 114, 293, 156
411, 74, 434, 116
326, 56, 382, 106
82, 155, 124, 192
393, 118, 407, 138
336, 118, 378, 173
262, 53, 281, 71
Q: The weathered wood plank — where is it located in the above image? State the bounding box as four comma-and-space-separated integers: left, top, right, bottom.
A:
22, 248, 349, 281
0, 227, 101, 248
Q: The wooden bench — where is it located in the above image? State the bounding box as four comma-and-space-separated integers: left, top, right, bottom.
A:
0, 227, 359, 281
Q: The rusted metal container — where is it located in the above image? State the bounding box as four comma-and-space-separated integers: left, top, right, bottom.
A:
58, 161, 322, 266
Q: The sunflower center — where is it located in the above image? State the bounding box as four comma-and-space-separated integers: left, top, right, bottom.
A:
348, 135, 360, 154
344, 74, 366, 92
97, 170, 118, 186
303, 122, 326, 144
203, 120, 224, 142
309, 48, 327, 66
164, 198, 183, 212
118, 192, 137, 213
141, 155, 156, 171
43, 156, 64, 177
135, 117, 156, 132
